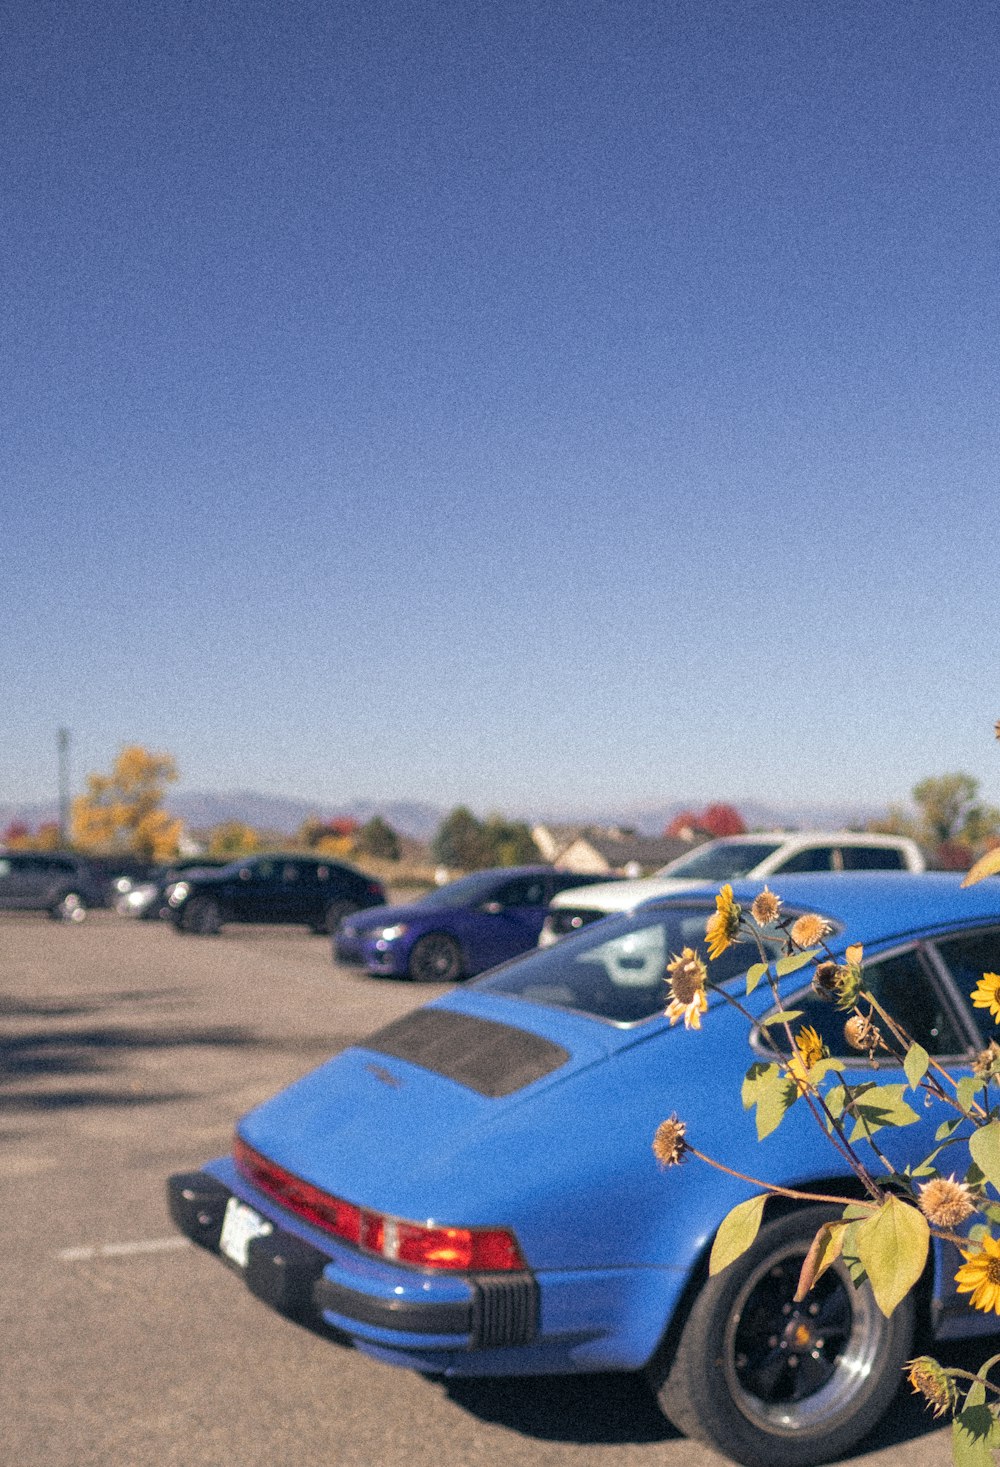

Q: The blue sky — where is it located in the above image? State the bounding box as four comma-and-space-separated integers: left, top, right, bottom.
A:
3, 0, 998, 818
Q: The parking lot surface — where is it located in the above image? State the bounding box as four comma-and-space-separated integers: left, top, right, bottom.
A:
1, 912, 975, 1466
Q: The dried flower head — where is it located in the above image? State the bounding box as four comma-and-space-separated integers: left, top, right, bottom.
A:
995, 718, 1000, 742
750, 887, 781, 927
906, 1356, 958, 1419
652, 1115, 688, 1167
665, 948, 709, 1030
972, 973, 1000, 1025
918, 1176, 977, 1229
789, 913, 832, 949
705, 885, 741, 961
844, 1013, 881, 1055
812, 961, 840, 1000
974, 1040, 1000, 1083
955, 1234, 1000, 1314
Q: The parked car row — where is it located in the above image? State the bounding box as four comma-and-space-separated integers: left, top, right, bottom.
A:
169, 870, 1000, 1467
0, 834, 928, 957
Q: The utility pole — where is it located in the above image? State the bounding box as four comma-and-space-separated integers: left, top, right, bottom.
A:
57, 727, 70, 846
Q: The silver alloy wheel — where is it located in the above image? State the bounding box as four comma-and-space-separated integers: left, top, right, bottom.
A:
408, 933, 463, 982
723, 1238, 881, 1437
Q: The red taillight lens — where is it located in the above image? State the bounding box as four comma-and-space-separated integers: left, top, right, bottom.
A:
392, 1221, 524, 1271
235, 1136, 362, 1244
233, 1136, 524, 1272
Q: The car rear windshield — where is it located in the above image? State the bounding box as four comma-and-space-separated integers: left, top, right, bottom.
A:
475, 904, 781, 1025
656, 841, 783, 881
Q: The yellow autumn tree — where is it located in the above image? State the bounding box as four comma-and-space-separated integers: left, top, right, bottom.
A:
72, 745, 182, 862
206, 821, 261, 857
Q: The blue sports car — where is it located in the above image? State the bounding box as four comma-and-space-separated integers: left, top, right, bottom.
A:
169, 874, 1000, 1467
333, 865, 618, 981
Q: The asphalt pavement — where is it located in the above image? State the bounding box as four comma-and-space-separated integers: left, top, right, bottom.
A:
1, 911, 970, 1467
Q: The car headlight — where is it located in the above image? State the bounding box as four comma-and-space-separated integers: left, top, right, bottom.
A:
378, 924, 408, 941
166, 881, 190, 906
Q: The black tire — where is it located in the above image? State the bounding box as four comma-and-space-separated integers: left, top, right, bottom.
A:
407, 932, 463, 983
50, 891, 86, 923
319, 900, 359, 936
649, 1204, 915, 1467
182, 896, 222, 936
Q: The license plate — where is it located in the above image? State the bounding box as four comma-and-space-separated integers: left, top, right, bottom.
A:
219, 1196, 273, 1268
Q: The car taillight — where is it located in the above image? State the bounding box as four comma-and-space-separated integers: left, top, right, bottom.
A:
233, 1136, 525, 1272
366, 882, 384, 898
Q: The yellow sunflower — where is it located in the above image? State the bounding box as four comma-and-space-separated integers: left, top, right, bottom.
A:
705, 884, 741, 961
787, 1024, 828, 1093
955, 1233, 1000, 1314
665, 947, 709, 1029
971, 973, 1000, 1025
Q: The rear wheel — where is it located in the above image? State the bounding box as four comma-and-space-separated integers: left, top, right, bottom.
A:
182, 896, 222, 935
51, 891, 86, 923
408, 933, 463, 983
649, 1204, 915, 1467
319, 899, 358, 935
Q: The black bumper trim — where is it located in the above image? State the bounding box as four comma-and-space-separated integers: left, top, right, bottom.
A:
314, 1275, 473, 1334
167, 1171, 231, 1249
167, 1170, 539, 1348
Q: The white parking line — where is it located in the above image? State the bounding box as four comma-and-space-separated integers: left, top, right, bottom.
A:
57, 1236, 191, 1262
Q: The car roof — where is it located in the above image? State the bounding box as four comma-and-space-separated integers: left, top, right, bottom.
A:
644, 871, 1000, 944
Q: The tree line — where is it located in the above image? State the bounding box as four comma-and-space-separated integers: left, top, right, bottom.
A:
5, 746, 998, 874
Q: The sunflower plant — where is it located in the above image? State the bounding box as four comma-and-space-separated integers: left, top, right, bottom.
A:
655, 837, 1000, 1467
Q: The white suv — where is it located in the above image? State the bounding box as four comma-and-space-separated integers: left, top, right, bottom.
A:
539, 831, 926, 946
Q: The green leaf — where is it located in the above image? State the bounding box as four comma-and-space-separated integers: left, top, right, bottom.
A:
904, 1042, 929, 1091
759, 1010, 804, 1027
962, 846, 1000, 888
852, 1196, 929, 1316
709, 1195, 767, 1276
957, 1076, 980, 1113
952, 1387, 1000, 1467
937, 1117, 963, 1141
753, 1072, 800, 1140
846, 1083, 920, 1142
969, 1120, 1000, 1196
794, 1221, 847, 1301
825, 1084, 847, 1120
742, 1062, 779, 1110
775, 949, 818, 977
745, 961, 770, 995
806, 1057, 844, 1084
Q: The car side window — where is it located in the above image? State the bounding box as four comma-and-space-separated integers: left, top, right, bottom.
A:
932, 929, 1000, 1043
253, 860, 275, 881
0, 859, 10, 878
495, 878, 547, 908
777, 947, 966, 1058
839, 846, 905, 871
773, 846, 835, 873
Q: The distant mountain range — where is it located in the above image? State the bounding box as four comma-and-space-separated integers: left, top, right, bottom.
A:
0, 789, 889, 841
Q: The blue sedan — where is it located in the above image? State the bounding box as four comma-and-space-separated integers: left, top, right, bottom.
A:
333, 865, 617, 981
169, 874, 1000, 1467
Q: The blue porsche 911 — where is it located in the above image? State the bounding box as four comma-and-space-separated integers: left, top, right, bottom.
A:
169, 873, 1000, 1467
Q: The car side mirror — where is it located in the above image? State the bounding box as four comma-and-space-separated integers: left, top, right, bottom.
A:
481, 900, 503, 915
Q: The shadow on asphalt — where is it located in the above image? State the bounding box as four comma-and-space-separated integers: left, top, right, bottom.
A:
443, 1336, 1000, 1456
0, 986, 352, 1117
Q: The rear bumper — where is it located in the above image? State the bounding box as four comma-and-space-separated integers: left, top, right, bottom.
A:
167, 1169, 538, 1348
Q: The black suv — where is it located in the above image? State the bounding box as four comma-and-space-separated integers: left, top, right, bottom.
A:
0, 851, 99, 921
167, 855, 387, 935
